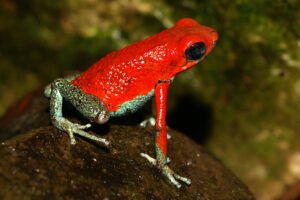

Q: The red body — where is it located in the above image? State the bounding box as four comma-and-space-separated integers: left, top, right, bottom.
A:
72, 18, 218, 112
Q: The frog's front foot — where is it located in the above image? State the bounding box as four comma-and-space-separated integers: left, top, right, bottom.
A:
161, 164, 191, 188
140, 152, 191, 188
140, 117, 172, 140
53, 117, 109, 146
139, 117, 156, 127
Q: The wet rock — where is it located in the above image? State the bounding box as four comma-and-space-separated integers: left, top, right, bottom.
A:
0, 91, 255, 200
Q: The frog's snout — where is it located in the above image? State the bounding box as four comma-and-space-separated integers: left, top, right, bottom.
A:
211, 30, 218, 46
213, 39, 218, 46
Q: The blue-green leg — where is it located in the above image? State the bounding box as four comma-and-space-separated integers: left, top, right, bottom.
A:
44, 73, 80, 98
45, 76, 110, 146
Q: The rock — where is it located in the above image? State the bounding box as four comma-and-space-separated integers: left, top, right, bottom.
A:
0, 91, 255, 200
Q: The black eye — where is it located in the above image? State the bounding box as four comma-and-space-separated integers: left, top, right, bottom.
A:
185, 42, 206, 61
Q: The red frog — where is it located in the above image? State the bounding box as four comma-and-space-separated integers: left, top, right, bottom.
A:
45, 18, 218, 188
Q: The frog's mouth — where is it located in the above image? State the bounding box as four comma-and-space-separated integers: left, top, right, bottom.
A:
182, 56, 205, 70
158, 77, 175, 84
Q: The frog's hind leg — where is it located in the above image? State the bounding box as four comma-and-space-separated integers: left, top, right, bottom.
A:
48, 78, 110, 146
44, 73, 80, 98
140, 117, 172, 140
139, 116, 156, 127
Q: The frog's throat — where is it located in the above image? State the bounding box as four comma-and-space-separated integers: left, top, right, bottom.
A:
110, 90, 154, 117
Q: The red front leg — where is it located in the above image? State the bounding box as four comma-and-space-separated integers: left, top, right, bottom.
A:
155, 81, 170, 159
152, 81, 191, 188
140, 80, 191, 188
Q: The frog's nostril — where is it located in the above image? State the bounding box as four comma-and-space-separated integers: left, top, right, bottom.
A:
211, 30, 219, 43
213, 40, 218, 46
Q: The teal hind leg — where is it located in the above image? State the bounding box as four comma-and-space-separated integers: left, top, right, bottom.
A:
45, 75, 110, 146
44, 73, 80, 98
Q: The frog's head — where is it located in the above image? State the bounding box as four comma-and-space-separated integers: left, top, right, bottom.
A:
169, 18, 218, 76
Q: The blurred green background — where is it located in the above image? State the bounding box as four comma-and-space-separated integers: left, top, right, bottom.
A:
1, 0, 300, 199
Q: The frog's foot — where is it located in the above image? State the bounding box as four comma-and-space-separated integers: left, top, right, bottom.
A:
140, 153, 171, 164
139, 117, 156, 127
161, 164, 191, 189
140, 117, 172, 140
140, 153, 190, 188
167, 133, 172, 140
53, 117, 109, 146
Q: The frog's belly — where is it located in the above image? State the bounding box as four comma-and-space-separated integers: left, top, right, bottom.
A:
110, 90, 154, 117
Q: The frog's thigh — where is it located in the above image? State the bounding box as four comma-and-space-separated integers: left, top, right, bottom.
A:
50, 78, 110, 124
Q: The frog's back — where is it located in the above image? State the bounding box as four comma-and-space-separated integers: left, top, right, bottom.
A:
71, 23, 202, 111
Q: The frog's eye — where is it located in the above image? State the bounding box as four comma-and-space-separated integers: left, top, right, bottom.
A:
185, 42, 206, 61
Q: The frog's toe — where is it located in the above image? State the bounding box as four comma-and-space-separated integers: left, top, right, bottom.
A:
73, 123, 92, 130
63, 123, 76, 145
141, 153, 171, 164
72, 128, 110, 147
139, 117, 156, 127
65, 122, 91, 145
173, 173, 192, 185
141, 153, 189, 188
66, 127, 77, 145
167, 133, 172, 140
59, 120, 109, 147
165, 170, 181, 188
140, 153, 157, 165
161, 165, 191, 188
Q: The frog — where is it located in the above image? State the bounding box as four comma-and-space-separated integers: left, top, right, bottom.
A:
44, 18, 218, 188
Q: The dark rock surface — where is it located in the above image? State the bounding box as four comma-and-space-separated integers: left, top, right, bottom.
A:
0, 91, 255, 200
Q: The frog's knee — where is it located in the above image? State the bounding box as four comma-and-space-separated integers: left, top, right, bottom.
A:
44, 79, 65, 98
44, 84, 52, 98
52, 78, 66, 87
95, 110, 110, 124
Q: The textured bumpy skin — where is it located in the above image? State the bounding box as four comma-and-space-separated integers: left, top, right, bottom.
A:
47, 18, 218, 188
71, 18, 218, 113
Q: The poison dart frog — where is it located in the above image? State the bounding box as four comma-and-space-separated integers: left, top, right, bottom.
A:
44, 18, 218, 188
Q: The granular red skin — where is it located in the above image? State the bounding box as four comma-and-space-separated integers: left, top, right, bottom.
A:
71, 18, 218, 112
